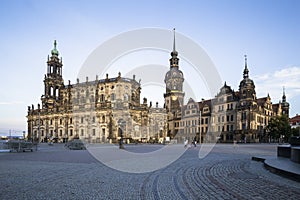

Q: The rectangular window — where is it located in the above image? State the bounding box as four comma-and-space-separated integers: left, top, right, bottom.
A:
81, 129, 84, 136
59, 130, 62, 136
70, 129, 73, 136
81, 117, 84, 123
205, 118, 208, 124
242, 124, 246, 130
227, 115, 229, 122
231, 115, 234, 121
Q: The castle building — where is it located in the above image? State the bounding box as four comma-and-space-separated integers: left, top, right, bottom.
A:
27, 41, 167, 143
164, 50, 290, 143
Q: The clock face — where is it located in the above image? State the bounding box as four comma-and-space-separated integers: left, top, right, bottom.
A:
171, 96, 178, 101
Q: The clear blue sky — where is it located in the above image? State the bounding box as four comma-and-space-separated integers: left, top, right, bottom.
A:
0, 0, 299, 134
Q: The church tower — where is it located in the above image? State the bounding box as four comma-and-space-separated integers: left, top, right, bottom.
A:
281, 87, 289, 116
41, 40, 64, 109
164, 29, 185, 113
239, 55, 256, 105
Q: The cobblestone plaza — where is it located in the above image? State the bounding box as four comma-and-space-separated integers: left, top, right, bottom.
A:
0, 144, 299, 199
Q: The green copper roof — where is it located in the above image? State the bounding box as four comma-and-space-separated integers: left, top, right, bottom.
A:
51, 40, 59, 56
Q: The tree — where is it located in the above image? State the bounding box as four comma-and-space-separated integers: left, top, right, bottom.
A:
291, 127, 300, 136
266, 115, 291, 143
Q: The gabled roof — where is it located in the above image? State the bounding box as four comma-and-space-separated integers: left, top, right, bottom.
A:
198, 99, 212, 110
257, 97, 267, 107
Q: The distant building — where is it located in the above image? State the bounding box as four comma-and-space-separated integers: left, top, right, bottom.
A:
290, 114, 300, 129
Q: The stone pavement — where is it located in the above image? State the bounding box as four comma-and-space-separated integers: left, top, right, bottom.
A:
253, 154, 300, 182
0, 143, 300, 199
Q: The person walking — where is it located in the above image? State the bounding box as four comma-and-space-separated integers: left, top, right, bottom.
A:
184, 139, 188, 148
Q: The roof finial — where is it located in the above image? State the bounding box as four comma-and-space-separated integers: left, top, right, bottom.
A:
51, 40, 59, 56
283, 86, 285, 96
173, 28, 176, 52
244, 54, 247, 68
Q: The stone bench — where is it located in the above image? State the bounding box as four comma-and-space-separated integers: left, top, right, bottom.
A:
291, 147, 300, 164
277, 144, 291, 158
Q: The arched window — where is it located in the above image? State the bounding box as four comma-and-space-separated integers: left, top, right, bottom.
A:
100, 94, 105, 102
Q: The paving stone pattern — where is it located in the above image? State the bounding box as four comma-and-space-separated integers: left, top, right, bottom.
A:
0, 144, 299, 200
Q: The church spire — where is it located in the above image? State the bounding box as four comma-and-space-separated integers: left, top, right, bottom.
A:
173, 28, 176, 53
243, 55, 249, 79
51, 40, 59, 57
170, 28, 179, 68
282, 86, 286, 102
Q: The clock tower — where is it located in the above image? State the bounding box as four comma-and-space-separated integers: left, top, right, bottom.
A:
164, 29, 185, 113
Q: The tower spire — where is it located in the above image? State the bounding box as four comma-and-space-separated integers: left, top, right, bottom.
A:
170, 28, 179, 68
282, 86, 286, 102
51, 40, 59, 57
173, 28, 176, 52
243, 55, 249, 79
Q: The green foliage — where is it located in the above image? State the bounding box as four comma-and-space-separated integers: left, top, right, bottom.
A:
266, 115, 291, 142
291, 127, 300, 136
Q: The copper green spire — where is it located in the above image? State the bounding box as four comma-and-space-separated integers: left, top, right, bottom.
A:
51, 40, 59, 56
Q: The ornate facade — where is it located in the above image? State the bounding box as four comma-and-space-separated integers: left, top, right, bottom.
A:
27, 41, 167, 143
164, 50, 290, 143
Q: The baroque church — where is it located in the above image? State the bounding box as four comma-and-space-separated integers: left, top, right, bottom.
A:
27, 33, 289, 144
27, 41, 167, 143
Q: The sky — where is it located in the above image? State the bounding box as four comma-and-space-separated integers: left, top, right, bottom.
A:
0, 0, 299, 135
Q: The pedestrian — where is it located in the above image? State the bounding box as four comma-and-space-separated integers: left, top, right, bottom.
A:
193, 136, 197, 147
184, 139, 188, 148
